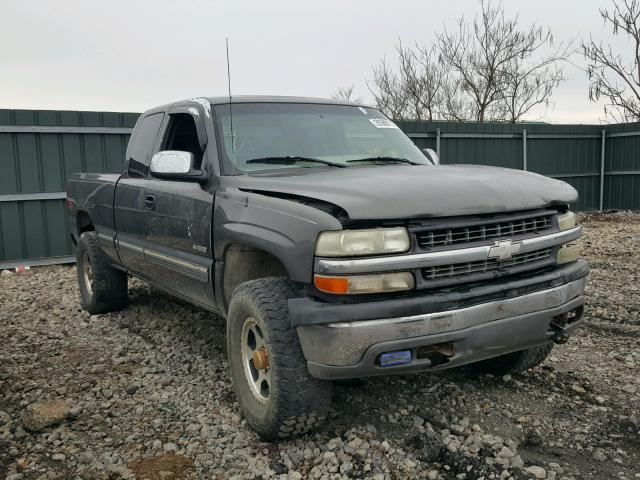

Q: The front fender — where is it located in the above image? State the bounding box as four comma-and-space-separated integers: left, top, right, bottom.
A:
213, 186, 343, 283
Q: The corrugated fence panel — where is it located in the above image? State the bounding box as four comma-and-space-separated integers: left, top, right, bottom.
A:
560, 176, 601, 211
525, 124, 601, 176
1, 110, 639, 267
603, 175, 640, 210
0, 109, 137, 267
606, 123, 640, 170
400, 121, 523, 169
603, 122, 640, 210
399, 121, 612, 211
446, 138, 521, 169
444, 122, 522, 169
0, 202, 21, 260
524, 124, 602, 212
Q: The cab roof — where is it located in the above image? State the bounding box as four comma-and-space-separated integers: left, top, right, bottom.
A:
205, 95, 367, 107
142, 95, 373, 117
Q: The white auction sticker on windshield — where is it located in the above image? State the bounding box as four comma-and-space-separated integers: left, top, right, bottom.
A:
369, 118, 399, 129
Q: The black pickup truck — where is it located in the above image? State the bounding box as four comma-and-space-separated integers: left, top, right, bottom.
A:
67, 96, 587, 439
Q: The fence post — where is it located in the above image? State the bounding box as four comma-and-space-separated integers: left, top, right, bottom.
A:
436, 128, 441, 159
599, 129, 606, 211
522, 129, 527, 171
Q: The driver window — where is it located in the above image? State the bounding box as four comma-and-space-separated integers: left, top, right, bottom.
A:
162, 113, 204, 168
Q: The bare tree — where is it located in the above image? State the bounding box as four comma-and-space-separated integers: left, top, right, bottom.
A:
368, 41, 450, 120
582, 0, 640, 122
331, 85, 362, 103
498, 54, 567, 123
397, 42, 451, 120
437, 0, 570, 122
367, 1, 568, 122
368, 58, 411, 119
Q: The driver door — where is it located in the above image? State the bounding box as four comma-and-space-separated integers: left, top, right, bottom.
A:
143, 107, 215, 307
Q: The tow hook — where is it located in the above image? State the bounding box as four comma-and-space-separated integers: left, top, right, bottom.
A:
549, 322, 570, 344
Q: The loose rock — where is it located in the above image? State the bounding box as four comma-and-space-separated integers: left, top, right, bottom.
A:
525, 465, 547, 478
21, 400, 70, 432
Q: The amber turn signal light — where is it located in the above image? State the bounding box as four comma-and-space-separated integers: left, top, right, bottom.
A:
314, 272, 414, 294
313, 275, 349, 294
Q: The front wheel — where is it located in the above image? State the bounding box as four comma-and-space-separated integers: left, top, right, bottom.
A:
227, 277, 332, 440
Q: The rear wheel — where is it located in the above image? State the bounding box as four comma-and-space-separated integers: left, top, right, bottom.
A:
466, 343, 554, 375
76, 232, 128, 314
227, 277, 332, 440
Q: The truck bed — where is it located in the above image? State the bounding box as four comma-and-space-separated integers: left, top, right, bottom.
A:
67, 172, 121, 243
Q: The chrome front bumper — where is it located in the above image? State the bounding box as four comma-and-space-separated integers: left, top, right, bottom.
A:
297, 275, 587, 379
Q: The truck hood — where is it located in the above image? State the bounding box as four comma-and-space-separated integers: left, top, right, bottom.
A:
230, 164, 577, 220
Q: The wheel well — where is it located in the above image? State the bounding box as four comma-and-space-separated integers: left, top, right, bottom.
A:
223, 244, 289, 302
77, 211, 94, 233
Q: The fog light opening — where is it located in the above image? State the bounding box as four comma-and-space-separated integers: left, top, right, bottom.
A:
548, 307, 583, 344
566, 306, 583, 325
552, 307, 583, 328
549, 323, 570, 344
416, 342, 454, 366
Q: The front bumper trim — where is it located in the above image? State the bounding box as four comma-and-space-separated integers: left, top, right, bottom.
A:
297, 274, 587, 380
290, 260, 589, 327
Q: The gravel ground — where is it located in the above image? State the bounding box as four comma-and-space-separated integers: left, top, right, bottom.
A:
1, 212, 639, 480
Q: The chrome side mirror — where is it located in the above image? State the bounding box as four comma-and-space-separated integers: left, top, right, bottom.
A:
150, 151, 204, 180
422, 148, 440, 165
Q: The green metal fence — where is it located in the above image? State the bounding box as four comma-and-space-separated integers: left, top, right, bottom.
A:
1, 109, 639, 268
398, 120, 640, 212
0, 109, 138, 269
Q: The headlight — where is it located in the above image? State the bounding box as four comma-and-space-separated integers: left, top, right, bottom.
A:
557, 243, 581, 264
314, 272, 415, 294
558, 211, 577, 231
315, 228, 410, 257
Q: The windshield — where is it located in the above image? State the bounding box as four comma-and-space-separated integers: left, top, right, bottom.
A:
213, 102, 430, 174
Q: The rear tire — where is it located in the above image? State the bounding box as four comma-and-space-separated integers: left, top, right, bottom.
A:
466, 342, 554, 376
76, 232, 128, 314
227, 277, 332, 440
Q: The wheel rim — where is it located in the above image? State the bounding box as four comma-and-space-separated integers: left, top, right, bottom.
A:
240, 317, 271, 403
82, 251, 94, 295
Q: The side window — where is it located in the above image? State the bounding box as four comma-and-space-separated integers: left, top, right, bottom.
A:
127, 113, 164, 178
161, 113, 204, 169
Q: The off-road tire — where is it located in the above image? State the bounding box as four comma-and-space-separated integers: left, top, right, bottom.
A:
76, 232, 128, 314
466, 342, 554, 376
227, 277, 332, 440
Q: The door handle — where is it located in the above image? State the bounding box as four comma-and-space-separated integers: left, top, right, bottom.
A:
144, 194, 155, 210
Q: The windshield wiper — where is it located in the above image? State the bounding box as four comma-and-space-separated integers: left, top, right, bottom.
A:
246, 156, 347, 168
347, 156, 423, 166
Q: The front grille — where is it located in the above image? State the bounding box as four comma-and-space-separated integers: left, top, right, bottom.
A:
415, 212, 554, 250
422, 248, 553, 282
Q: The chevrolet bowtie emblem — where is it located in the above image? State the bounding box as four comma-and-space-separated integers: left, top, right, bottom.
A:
488, 239, 522, 260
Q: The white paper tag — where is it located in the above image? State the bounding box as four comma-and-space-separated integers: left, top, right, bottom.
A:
369, 118, 399, 129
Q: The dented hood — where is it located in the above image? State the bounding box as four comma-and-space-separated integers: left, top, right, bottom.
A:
231, 164, 577, 220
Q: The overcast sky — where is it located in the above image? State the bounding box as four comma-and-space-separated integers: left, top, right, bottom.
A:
0, 0, 629, 123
